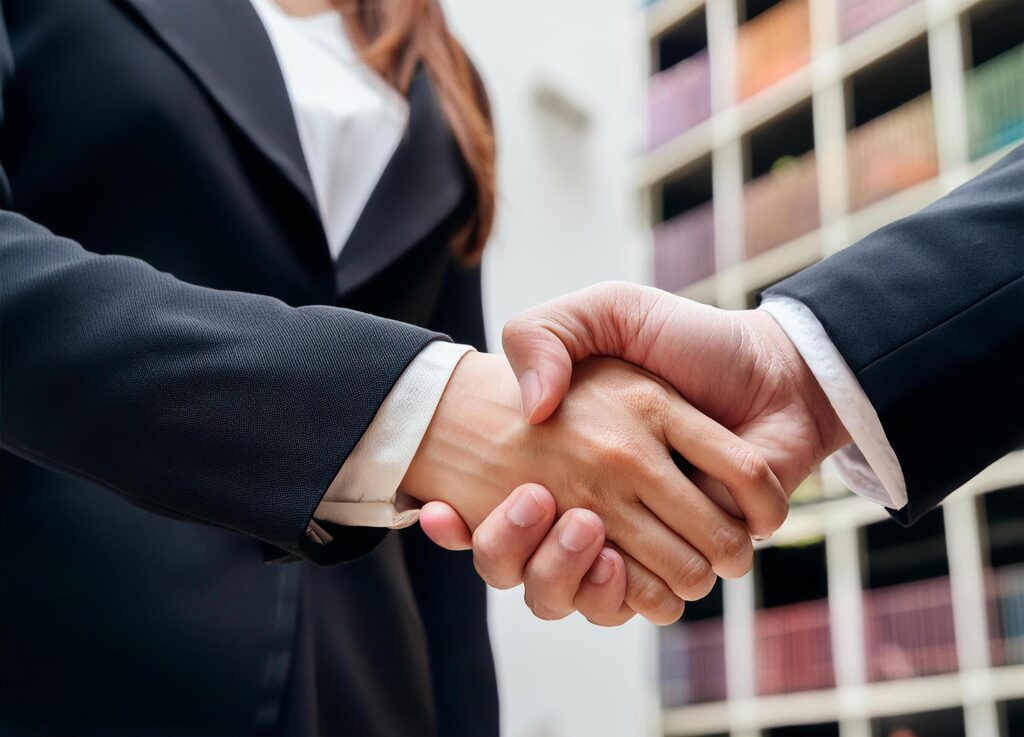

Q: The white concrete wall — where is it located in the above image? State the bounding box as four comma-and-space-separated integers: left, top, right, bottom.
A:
443, 2, 659, 736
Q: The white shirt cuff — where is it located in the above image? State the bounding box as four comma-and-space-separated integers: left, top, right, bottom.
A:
310, 340, 474, 537
759, 296, 908, 510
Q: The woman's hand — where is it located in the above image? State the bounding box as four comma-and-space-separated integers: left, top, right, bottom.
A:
402, 353, 786, 624
422, 484, 633, 626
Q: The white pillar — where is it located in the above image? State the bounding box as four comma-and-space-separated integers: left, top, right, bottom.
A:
812, 80, 849, 222
706, 0, 745, 303
827, 526, 868, 688
711, 138, 746, 305
827, 524, 872, 737
706, 0, 738, 113
943, 494, 1000, 737
809, 0, 852, 258
723, 575, 758, 735
839, 718, 873, 737
927, 0, 971, 177
812, 78, 852, 258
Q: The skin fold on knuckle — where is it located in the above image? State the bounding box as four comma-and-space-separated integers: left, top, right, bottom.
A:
523, 556, 576, 593
732, 444, 790, 537
623, 381, 668, 425
593, 439, 641, 481
629, 578, 684, 624
564, 472, 603, 514
470, 527, 521, 589
710, 523, 753, 576
580, 608, 634, 628
670, 552, 716, 600
472, 554, 520, 590
757, 494, 790, 538
523, 591, 572, 622
470, 523, 502, 562
500, 316, 531, 352
573, 574, 630, 628
574, 589, 627, 627
730, 444, 774, 498
589, 437, 656, 513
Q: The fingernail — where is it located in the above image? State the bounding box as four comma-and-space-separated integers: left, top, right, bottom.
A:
589, 551, 615, 585
559, 511, 600, 553
519, 370, 542, 420
506, 486, 545, 527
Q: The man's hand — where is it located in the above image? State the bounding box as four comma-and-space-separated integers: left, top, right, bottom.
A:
501, 281, 851, 533
418, 283, 844, 626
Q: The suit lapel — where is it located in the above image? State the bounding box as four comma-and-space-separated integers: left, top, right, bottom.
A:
117, 0, 330, 270
117, 0, 469, 299
334, 69, 469, 299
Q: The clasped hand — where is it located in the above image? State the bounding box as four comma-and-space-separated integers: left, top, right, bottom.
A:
401, 348, 790, 625
405, 281, 851, 626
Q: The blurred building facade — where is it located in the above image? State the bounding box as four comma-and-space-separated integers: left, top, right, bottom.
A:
642, 0, 1024, 736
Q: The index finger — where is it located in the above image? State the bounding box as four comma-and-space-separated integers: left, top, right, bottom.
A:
471, 483, 558, 589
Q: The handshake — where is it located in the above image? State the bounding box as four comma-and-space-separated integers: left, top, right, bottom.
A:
400, 281, 852, 626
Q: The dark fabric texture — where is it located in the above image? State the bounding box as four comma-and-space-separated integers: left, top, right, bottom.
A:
2, 212, 436, 558
765, 144, 1024, 525
0, 1, 497, 735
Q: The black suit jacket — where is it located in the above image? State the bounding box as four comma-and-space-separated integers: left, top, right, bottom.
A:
767, 144, 1024, 524
0, 1, 496, 735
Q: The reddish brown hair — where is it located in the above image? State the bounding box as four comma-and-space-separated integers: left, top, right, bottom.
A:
339, 0, 496, 265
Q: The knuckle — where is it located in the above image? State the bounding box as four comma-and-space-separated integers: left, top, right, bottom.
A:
760, 495, 790, 535
732, 445, 773, 490
582, 610, 633, 628
631, 579, 682, 623
594, 439, 633, 468
524, 592, 570, 622
711, 524, 753, 568
625, 383, 667, 420
471, 527, 521, 589
571, 476, 603, 509
523, 561, 564, 590
472, 554, 519, 590
594, 435, 651, 476
470, 524, 502, 561
575, 588, 631, 628
500, 317, 528, 347
672, 553, 715, 598
728, 450, 790, 538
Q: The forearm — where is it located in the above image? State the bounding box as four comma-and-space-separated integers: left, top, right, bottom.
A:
401, 352, 527, 529
0, 211, 439, 557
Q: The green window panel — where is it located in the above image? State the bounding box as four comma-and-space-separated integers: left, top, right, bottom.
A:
966, 44, 1024, 160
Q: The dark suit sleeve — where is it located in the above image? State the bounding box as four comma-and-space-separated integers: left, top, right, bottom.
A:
0, 17, 440, 564
764, 144, 1024, 524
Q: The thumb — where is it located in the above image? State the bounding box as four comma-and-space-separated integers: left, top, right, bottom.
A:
419, 502, 473, 550
502, 282, 654, 424
501, 312, 576, 424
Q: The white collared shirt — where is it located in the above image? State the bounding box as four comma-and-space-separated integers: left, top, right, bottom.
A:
760, 297, 907, 509
250, 0, 408, 260
250, 0, 473, 536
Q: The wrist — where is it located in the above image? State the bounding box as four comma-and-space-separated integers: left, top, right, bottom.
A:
401, 352, 526, 529
750, 309, 852, 458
